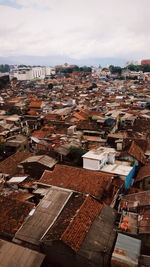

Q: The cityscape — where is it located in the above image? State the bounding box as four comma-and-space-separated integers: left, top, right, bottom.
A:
0, 0, 150, 267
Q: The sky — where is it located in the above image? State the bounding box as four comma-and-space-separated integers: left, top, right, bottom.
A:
0, 0, 150, 65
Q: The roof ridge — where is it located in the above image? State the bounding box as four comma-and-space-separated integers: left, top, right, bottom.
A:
61, 196, 103, 251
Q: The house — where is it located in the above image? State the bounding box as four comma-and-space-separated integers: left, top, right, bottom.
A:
111, 233, 141, 267
139, 254, 150, 267
120, 141, 146, 165
5, 134, 29, 152
0, 150, 32, 176
0, 239, 45, 267
28, 101, 44, 110
37, 164, 120, 203
82, 146, 116, 171
20, 155, 58, 178
120, 191, 150, 212
20, 114, 42, 132
134, 164, 150, 190
120, 191, 150, 254
14, 187, 117, 267
14, 188, 72, 246
41, 200, 117, 267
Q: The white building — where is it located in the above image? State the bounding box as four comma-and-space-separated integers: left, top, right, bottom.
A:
82, 146, 133, 180
11, 66, 55, 81
82, 147, 116, 171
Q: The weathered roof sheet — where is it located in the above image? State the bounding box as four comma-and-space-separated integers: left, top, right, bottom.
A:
0, 239, 45, 267
135, 164, 150, 182
121, 191, 150, 210
15, 188, 72, 245
21, 155, 57, 169
8, 176, 28, 184
128, 141, 146, 164
8, 191, 34, 202
112, 233, 141, 267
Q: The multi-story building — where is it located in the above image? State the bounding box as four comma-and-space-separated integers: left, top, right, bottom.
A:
11, 66, 55, 81
141, 59, 150, 66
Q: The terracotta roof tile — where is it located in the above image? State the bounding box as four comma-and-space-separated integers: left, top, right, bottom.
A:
0, 195, 34, 236
0, 150, 32, 176
61, 196, 103, 251
39, 165, 113, 198
28, 101, 42, 108
44, 193, 86, 242
31, 129, 53, 139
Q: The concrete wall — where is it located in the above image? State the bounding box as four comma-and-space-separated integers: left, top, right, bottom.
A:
83, 158, 100, 170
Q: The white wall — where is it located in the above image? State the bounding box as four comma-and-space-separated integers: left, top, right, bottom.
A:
83, 158, 100, 170
12, 66, 56, 80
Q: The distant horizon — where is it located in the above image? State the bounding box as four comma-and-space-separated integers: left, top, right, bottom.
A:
0, 55, 144, 67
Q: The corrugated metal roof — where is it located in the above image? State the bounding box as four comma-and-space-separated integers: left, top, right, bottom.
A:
112, 233, 141, 266
8, 176, 28, 183
121, 191, 150, 210
15, 188, 72, 245
21, 155, 57, 168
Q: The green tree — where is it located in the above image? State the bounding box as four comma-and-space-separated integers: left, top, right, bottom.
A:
68, 147, 87, 166
109, 65, 122, 75
0, 64, 10, 73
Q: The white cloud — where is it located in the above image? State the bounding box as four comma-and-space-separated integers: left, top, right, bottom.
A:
0, 0, 150, 61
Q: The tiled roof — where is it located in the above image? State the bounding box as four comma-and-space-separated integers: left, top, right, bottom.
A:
43, 193, 86, 242
0, 150, 32, 176
27, 109, 38, 115
128, 141, 146, 164
31, 129, 52, 139
61, 196, 103, 251
39, 164, 113, 198
28, 101, 42, 108
0, 195, 34, 236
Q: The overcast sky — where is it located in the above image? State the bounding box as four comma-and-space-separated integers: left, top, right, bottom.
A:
0, 0, 149, 64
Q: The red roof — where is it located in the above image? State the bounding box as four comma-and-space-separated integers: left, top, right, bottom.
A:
27, 109, 38, 115
0, 195, 34, 236
39, 164, 113, 198
128, 141, 146, 164
61, 196, 103, 251
0, 150, 32, 176
28, 101, 42, 108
